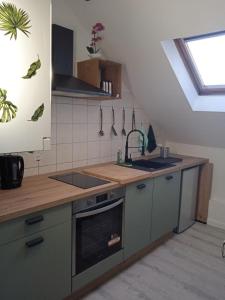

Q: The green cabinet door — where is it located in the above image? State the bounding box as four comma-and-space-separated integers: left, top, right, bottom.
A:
0, 222, 71, 300
151, 171, 181, 242
124, 178, 153, 259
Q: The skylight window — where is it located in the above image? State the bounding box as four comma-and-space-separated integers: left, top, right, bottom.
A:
175, 31, 225, 95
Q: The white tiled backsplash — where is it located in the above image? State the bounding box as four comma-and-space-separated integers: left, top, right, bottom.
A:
21, 88, 164, 177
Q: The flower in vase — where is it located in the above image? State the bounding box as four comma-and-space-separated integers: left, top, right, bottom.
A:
87, 22, 105, 55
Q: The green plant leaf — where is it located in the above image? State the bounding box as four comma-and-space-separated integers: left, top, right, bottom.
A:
22, 56, 41, 79
29, 103, 44, 122
0, 2, 31, 40
0, 88, 18, 123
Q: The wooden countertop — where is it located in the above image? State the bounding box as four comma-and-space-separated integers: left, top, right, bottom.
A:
0, 169, 119, 223
0, 154, 208, 223
84, 155, 208, 184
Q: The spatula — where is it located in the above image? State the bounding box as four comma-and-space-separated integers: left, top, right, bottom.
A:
111, 107, 118, 136
122, 107, 126, 136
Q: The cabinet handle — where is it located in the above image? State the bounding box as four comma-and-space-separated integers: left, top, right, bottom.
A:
26, 237, 44, 248
166, 175, 173, 180
137, 183, 146, 190
25, 215, 44, 225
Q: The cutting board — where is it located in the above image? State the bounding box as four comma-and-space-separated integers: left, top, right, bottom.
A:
83, 164, 151, 184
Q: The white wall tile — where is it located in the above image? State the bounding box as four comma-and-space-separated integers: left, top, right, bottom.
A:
101, 100, 112, 107
51, 101, 57, 124
88, 141, 100, 159
57, 162, 73, 171
39, 165, 57, 175
88, 158, 101, 166
57, 144, 73, 163
38, 145, 57, 166
73, 160, 88, 168
73, 123, 87, 143
24, 167, 38, 177
57, 104, 73, 123
100, 157, 112, 163
102, 106, 112, 124
57, 123, 73, 144
87, 100, 100, 106
51, 123, 57, 145
21, 152, 38, 169
88, 105, 100, 123
100, 140, 112, 158
88, 123, 100, 142
114, 108, 123, 127
101, 124, 112, 141
55, 97, 73, 105
73, 98, 87, 105
73, 142, 88, 161
73, 105, 87, 123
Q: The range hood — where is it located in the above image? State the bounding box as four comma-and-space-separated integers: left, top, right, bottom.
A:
52, 24, 109, 98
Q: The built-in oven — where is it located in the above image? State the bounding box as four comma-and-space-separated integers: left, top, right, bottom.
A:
72, 188, 125, 276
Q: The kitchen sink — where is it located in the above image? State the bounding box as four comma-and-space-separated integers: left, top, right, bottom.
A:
127, 159, 175, 172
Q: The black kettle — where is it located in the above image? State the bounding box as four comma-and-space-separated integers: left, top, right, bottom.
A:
0, 155, 24, 189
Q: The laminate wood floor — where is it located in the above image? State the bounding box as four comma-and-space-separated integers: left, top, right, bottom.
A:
84, 223, 225, 300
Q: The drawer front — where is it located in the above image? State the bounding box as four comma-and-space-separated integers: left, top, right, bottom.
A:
0, 204, 71, 246
0, 223, 71, 300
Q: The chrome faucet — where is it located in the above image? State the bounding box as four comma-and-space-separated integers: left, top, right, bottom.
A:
125, 129, 145, 163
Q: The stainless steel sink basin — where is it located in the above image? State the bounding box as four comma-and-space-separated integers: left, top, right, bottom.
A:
131, 159, 175, 172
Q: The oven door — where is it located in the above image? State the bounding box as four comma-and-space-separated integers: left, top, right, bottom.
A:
72, 198, 124, 276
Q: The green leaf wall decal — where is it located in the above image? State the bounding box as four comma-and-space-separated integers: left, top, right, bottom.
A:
0, 88, 17, 123
23, 56, 41, 79
0, 2, 31, 40
29, 103, 44, 122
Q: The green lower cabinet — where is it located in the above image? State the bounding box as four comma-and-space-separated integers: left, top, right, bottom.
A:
124, 178, 153, 259
0, 221, 71, 300
151, 171, 181, 242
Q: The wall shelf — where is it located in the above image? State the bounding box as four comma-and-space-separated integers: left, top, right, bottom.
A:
77, 58, 122, 100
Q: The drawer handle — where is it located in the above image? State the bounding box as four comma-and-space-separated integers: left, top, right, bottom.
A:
166, 175, 173, 180
26, 237, 44, 248
137, 183, 146, 190
25, 215, 44, 225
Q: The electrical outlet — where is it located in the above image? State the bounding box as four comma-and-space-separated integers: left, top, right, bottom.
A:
43, 137, 51, 151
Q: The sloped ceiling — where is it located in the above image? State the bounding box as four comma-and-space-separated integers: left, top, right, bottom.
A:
66, 0, 225, 148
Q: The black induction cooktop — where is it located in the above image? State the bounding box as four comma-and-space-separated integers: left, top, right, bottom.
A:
49, 172, 110, 189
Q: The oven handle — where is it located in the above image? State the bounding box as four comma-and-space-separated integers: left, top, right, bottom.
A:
76, 198, 124, 219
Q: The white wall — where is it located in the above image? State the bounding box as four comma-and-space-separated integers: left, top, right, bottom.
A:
70, 0, 225, 148
166, 141, 225, 230
52, 0, 90, 64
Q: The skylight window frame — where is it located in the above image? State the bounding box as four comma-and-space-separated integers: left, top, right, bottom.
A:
175, 31, 225, 96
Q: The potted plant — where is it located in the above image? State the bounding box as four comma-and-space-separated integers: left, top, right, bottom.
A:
86, 22, 105, 58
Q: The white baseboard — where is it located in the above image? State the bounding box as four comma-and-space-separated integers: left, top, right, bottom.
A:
207, 218, 225, 231
208, 199, 225, 230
